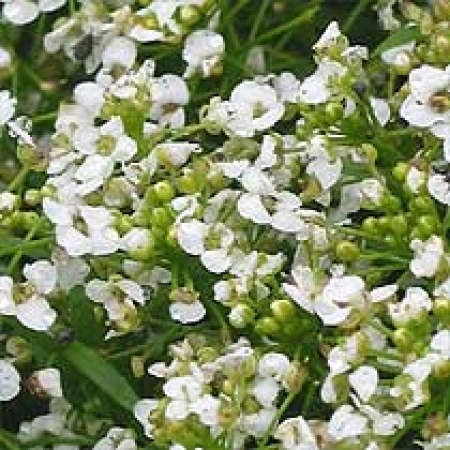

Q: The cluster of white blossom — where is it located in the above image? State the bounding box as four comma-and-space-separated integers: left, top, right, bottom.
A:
5, 0, 450, 449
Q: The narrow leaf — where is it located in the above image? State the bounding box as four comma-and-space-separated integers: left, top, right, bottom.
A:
372, 24, 420, 57
64, 341, 139, 412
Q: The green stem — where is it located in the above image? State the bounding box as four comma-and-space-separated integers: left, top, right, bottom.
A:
0, 431, 22, 450
8, 165, 29, 192
32, 111, 58, 125
342, 0, 373, 34
7, 219, 42, 275
249, 0, 271, 42
253, 5, 319, 44
257, 390, 299, 450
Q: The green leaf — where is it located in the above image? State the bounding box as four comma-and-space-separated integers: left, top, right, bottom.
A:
64, 341, 139, 412
372, 24, 420, 57
67, 286, 104, 346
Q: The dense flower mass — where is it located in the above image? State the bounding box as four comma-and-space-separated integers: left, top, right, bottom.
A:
4, 0, 450, 449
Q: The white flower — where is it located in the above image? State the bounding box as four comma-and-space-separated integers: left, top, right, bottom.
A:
299, 60, 346, 105
149, 74, 189, 127
93, 427, 137, 450
232, 80, 284, 133
207, 81, 284, 137
154, 142, 200, 167
85, 277, 144, 329
0, 90, 16, 125
410, 235, 444, 278
282, 265, 317, 314
388, 287, 432, 326
43, 198, 120, 257
5, 260, 58, 332
400, 64, 450, 160
33, 368, 63, 398
1, 0, 66, 25
328, 404, 368, 440
315, 275, 365, 326
0, 360, 20, 401
275, 417, 319, 450
163, 375, 204, 421
183, 30, 225, 78
190, 394, 221, 426
258, 353, 290, 382
349, 366, 378, 402
177, 220, 234, 274
306, 137, 342, 192
313, 21, 342, 51
73, 116, 137, 194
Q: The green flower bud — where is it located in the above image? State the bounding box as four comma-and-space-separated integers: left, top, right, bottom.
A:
24, 189, 41, 207
255, 316, 280, 336
433, 297, 450, 324
392, 162, 409, 182
131, 356, 146, 378
362, 216, 378, 234
228, 303, 255, 328
271, 298, 297, 323
392, 327, 414, 350
335, 240, 360, 263
153, 181, 175, 203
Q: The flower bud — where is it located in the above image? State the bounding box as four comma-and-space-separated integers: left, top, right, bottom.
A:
228, 303, 255, 328
270, 299, 297, 323
121, 228, 155, 261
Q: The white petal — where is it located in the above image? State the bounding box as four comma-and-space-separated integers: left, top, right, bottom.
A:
89, 228, 121, 256
34, 368, 63, 397
0, 360, 20, 401
79, 205, 113, 230
102, 37, 137, 70
56, 226, 91, 257
349, 366, 378, 402
315, 296, 351, 326
117, 279, 145, 305
237, 193, 271, 224
400, 95, 441, 127
177, 220, 207, 255
0, 276, 15, 315
134, 399, 158, 438
241, 167, 275, 195
271, 210, 308, 234
428, 174, 450, 205
200, 249, 231, 274
3, 0, 39, 25
38, 0, 66, 12
16, 296, 57, 331
43, 198, 73, 226
370, 97, 390, 126
169, 300, 206, 324
23, 260, 57, 295
73, 82, 104, 117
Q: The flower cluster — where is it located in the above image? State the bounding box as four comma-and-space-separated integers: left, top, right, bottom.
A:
5, 1, 450, 449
